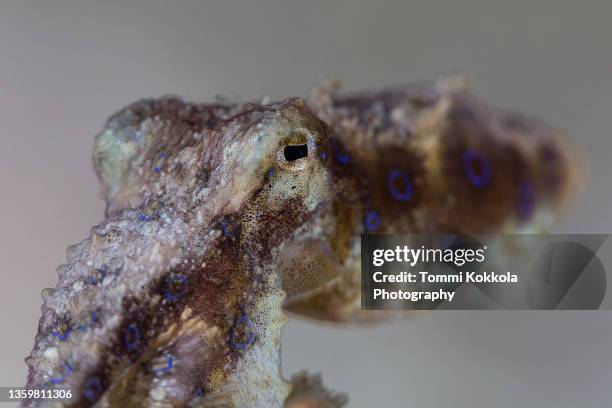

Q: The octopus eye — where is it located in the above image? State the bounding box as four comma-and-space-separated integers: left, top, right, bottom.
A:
277, 128, 317, 171
284, 144, 308, 161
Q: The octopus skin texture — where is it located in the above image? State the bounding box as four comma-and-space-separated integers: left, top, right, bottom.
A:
24, 78, 580, 407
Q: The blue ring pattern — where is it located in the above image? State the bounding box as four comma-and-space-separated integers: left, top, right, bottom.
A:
387, 170, 414, 202
163, 274, 188, 302
124, 323, 141, 351
83, 377, 103, 402
364, 211, 382, 232
462, 149, 492, 188
229, 314, 255, 351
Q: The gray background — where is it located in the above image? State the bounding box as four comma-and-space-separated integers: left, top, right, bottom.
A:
1, 1, 611, 407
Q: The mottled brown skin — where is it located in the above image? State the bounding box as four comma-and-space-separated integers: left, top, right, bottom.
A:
282, 78, 579, 322
25, 97, 335, 407
25, 78, 579, 407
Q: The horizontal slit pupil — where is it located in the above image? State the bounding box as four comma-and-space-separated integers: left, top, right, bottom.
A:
284, 144, 308, 161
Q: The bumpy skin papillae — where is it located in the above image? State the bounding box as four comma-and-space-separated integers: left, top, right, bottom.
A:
280, 78, 580, 322
25, 79, 579, 407
25, 98, 335, 407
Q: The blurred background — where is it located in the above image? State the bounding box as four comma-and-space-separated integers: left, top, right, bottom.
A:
1, 1, 611, 407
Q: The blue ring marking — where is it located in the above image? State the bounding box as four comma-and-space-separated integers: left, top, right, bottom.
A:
163, 274, 188, 302
138, 213, 151, 222
220, 219, 234, 238
364, 211, 382, 232
153, 354, 174, 374
52, 327, 72, 341
517, 180, 535, 220
91, 310, 98, 323
267, 167, 276, 178
387, 170, 414, 202
320, 151, 328, 161
49, 362, 73, 385
83, 377, 103, 402
193, 387, 206, 397
85, 269, 106, 286
154, 152, 168, 173
124, 323, 141, 350
331, 139, 350, 165
229, 314, 255, 351
462, 149, 492, 188
85, 276, 97, 285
